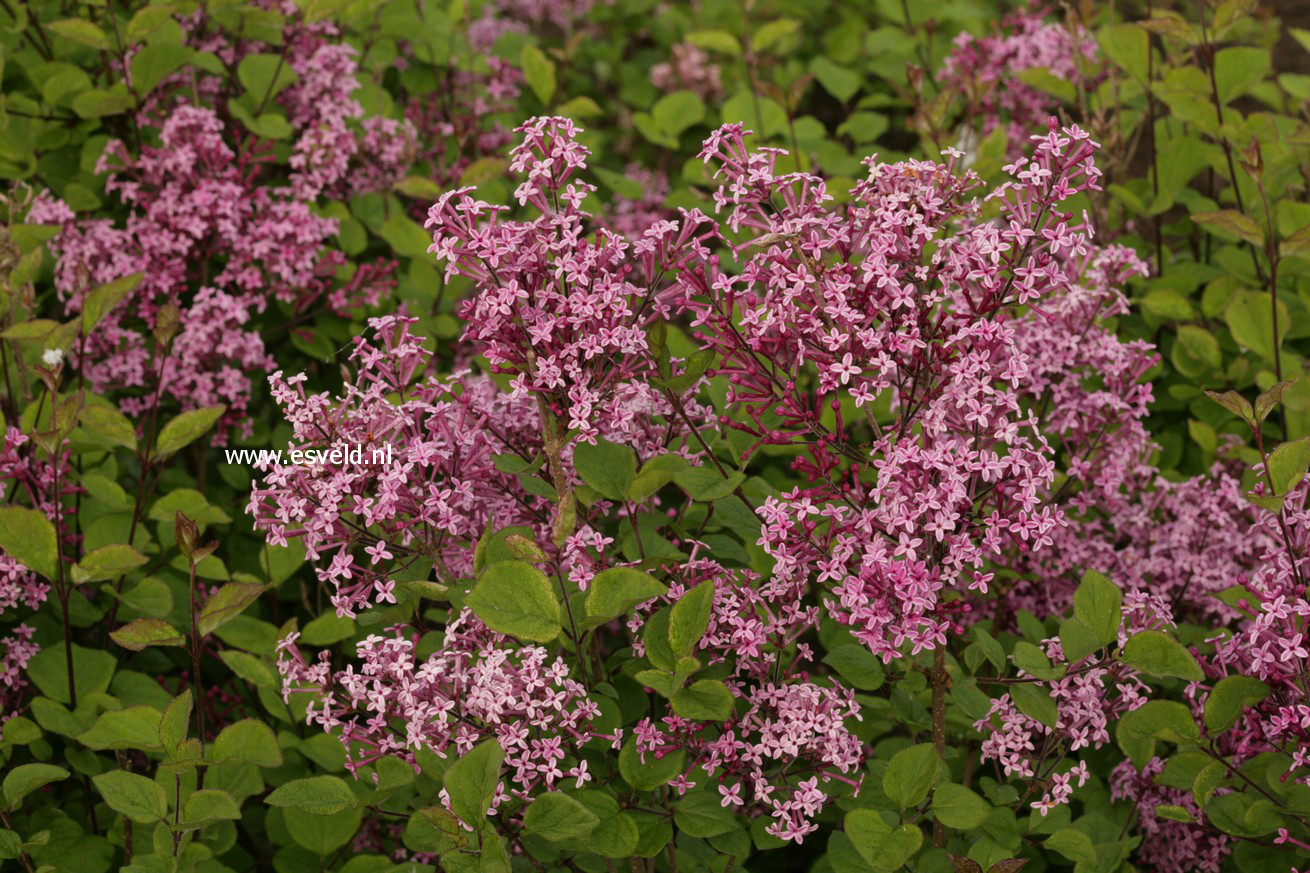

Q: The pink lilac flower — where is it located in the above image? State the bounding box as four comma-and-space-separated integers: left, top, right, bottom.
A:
1110, 757, 1230, 873
0, 625, 39, 724
651, 41, 723, 100
276, 609, 616, 809
1004, 244, 1265, 621
940, 5, 1098, 157
672, 119, 1104, 661
425, 116, 718, 445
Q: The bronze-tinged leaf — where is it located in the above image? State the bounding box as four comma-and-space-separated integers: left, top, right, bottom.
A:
949, 854, 984, 873
988, 860, 1031, 873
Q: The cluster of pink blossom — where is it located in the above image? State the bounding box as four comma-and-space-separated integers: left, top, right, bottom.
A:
1204, 480, 1310, 784
650, 41, 723, 99
426, 116, 717, 444
976, 590, 1174, 813
602, 164, 674, 240
1005, 244, 1264, 621
620, 556, 856, 841
671, 120, 1107, 660
276, 609, 612, 804
1110, 757, 1230, 873
0, 426, 64, 614
940, 6, 1098, 155
29, 6, 407, 439
632, 679, 863, 843
0, 625, 38, 724
467, 0, 595, 49
248, 316, 540, 617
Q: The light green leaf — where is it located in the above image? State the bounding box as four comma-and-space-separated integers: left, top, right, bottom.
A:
0, 507, 57, 580
931, 783, 991, 830
882, 743, 939, 810
154, 405, 226, 457
523, 792, 599, 841
585, 567, 667, 624
520, 44, 555, 105
1073, 569, 1122, 647
93, 770, 168, 823
467, 561, 561, 643
266, 776, 356, 815
1121, 630, 1204, 681
443, 739, 503, 826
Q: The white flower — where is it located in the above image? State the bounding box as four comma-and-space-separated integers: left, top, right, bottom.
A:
42, 348, 64, 367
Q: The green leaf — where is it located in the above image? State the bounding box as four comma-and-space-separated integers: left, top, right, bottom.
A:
300, 611, 355, 646
523, 792, 599, 841
0, 507, 57, 580
285, 805, 362, 855
403, 807, 469, 854
237, 53, 298, 102
652, 90, 705, 138
584, 567, 667, 623
109, 618, 186, 652
77, 706, 163, 751
1044, 828, 1098, 864
821, 644, 885, 691
1117, 700, 1201, 767
76, 544, 149, 583
809, 56, 860, 102
159, 690, 192, 754
72, 87, 135, 118
93, 770, 168, 826
79, 403, 138, 450
685, 29, 741, 56
47, 18, 110, 49
443, 739, 503, 826
1073, 569, 1122, 647
931, 783, 991, 830
1012, 641, 1063, 680
1205, 389, 1255, 425
753, 18, 800, 53
670, 679, 734, 721
378, 215, 432, 258
619, 737, 684, 791
1204, 675, 1270, 734
668, 581, 714, 658
1121, 630, 1204, 681
1225, 290, 1287, 365
843, 809, 923, 870
1195, 210, 1264, 247
212, 719, 282, 767
1097, 22, 1149, 80
466, 560, 561, 643
1267, 437, 1310, 496
2, 764, 69, 809
556, 95, 602, 119
218, 650, 276, 688
573, 439, 637, 502
154, 405, 225, 457
130, 44, 192, 95
1214, 46, 1270, 103
26, 643, 115, 705
1206, 791, 1281, 838
1057, 618, 1101, 664
183, 789, 242, 827
674, 791, 738, 838
81, 273, 142, 334
520, 44, 556, 105
883, 743, 939, 810
1009, 683, 1059, 729
266, 776, 356, 815
198, 582, 266, 636
673, 466, 744, 502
